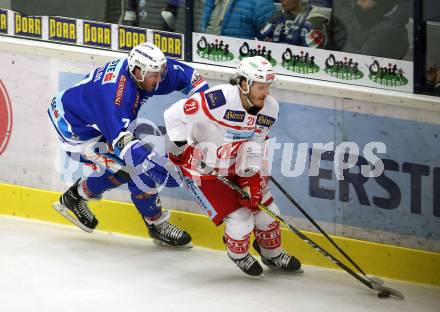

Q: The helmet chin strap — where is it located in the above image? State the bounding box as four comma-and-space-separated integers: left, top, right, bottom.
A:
129, 67, 145, 90
238, 80, 262, 116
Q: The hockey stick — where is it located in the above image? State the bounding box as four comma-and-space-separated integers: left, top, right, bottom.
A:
212, 173, 404, 300
268, 176, 384, 285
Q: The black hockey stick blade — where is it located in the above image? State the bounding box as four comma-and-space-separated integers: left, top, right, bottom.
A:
372, 283, 405, 300
213, 173, 404, 300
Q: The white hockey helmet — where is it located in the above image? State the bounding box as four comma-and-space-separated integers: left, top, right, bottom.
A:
128, 42, 167, 81
236, 56, 277, 86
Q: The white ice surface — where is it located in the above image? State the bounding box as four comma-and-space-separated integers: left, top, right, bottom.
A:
0, 216, 438, 312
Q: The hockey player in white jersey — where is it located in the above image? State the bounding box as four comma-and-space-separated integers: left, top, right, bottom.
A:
164, 56, 301, 276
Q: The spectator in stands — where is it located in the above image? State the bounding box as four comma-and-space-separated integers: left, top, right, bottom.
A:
426, 65, 440, 95
199, 0, 276, 39
258, 0, 330, 48
117, 0, 180, 31
328, 0, 410, 59
161, 0, 181, 32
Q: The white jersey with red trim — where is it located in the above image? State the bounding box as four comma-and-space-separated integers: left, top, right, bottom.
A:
164, 84, 279, 176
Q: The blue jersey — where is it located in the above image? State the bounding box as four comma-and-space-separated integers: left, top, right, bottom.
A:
48, 57, 208, 163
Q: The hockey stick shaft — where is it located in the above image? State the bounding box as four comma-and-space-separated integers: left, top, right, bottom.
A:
216, 174, 404, 298
269, 176, 369, 277
213, 174, 375, 289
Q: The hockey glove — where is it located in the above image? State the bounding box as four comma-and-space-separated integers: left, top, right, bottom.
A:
169, 142, 194, 167
169, 142, 210, 173
236, 172, 262, 210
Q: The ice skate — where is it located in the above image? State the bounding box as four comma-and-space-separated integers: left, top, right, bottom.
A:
52, 180, 98, 233
228, 252, 264, 277
144, 210, 192, 248
253, 240, 303, 273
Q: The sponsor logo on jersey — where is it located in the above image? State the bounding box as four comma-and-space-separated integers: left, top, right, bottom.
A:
0, 9, 7, 34
114, 75, 127, 105
224, 129, 255, 140
191, 72, 205, 89
118, 25, 147, 51
205, 90, 226, 110
183, 98, 199, 115
50, 97, 59, 119
133, 92, 140, 113
256, 114, 275, 128
83, 21, 111, 49
48, 17, 76, 43
102, 59, 123, 85
94, 66, 105, 82
0, 80, 13, 156
14, 13, 42, 38
153, 31, 183, 59
223, 109, 245, 122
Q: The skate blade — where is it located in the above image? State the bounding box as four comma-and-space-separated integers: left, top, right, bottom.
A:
152, 239, 193, 249
266, 266, 304, 274
52, 202, 94, 233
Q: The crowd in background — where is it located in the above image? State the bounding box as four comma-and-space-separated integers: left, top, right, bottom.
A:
198, 0, 411, 60
4, 0, 439, 95
114, 0, 412, 60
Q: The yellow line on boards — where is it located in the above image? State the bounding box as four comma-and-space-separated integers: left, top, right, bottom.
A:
0, 182, 439, 286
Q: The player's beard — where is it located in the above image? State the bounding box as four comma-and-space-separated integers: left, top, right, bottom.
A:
247, 105, 262, 116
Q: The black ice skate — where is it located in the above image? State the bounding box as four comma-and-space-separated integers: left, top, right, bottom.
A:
145, 218, 192, 249
52, 180, 98, 233
253, 240, 303, 273
228, 253, 264, 277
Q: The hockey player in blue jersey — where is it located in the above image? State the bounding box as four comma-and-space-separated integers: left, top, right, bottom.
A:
48, 42, 208, 248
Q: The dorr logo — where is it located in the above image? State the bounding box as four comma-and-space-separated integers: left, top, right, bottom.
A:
48, 17, 77, 44
281, 48, 319, 74
0, 9, 7, 34
118, 26, 147, 51
153, 31, 183, 59
325, 54, 364, 80
239, 42, 277, 67
196, 37, 234, 62
14, 13, 42, 38
0, 80, 13, 156
83, 21, 112, 49
368, 60, 408, 87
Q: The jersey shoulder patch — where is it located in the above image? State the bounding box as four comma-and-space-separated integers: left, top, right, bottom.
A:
256, 114, 276, 128
183, 97, 200, 115
102, 59, 125, 85
256, 96, 279, 128
204, 89, 226, 110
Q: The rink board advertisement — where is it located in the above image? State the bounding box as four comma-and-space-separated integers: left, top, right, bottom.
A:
0, 47, 438, 253
0, 9, 184, 59
192, 33, 414, 93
